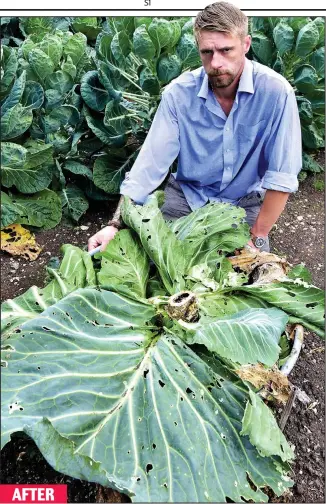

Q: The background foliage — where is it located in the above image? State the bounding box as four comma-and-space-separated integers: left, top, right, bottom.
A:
1, 16, 324, 230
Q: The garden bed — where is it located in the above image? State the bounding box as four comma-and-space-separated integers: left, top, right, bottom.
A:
1, 169, 324, 503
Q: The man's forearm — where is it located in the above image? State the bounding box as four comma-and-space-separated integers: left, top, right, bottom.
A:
251, 189, 290, 237
107, 195, 125, 229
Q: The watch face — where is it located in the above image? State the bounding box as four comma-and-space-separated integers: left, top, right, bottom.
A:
255, 237, 266, 248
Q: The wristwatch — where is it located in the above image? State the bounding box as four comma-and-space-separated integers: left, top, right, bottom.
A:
250, 233, 267, 249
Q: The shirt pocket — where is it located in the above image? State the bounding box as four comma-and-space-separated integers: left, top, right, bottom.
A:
237, 119, 267, 157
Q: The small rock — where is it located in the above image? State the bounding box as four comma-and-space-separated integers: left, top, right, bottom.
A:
297, 216, 303, 221
80, 225, 89, 231
11, 261, 19, 270
296, 484, 304, 495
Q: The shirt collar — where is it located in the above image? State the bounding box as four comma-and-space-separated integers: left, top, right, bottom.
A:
197, 57, 254, 99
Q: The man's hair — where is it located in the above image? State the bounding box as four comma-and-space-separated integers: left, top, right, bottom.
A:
194, 1, 248, 40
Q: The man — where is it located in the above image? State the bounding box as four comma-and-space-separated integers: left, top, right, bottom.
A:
88, 1, 302, 253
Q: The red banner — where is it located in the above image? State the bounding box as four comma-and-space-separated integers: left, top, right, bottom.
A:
0, 485, 67, 504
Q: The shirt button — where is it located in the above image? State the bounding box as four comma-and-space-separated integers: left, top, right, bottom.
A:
226, 166, 231, 170
226, 127, 230, 131
226, 148, 230, 152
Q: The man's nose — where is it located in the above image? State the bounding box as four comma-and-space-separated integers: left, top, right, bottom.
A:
211, 51, 223, 69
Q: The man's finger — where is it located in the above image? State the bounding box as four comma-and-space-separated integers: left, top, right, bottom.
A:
88, 236, 100, 252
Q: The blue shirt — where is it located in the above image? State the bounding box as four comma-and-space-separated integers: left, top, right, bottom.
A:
120, 57, 302, 210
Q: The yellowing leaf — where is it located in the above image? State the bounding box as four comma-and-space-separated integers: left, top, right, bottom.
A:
236, 363, 291, 404
228, 248, 290, 276
1, 224, 42, 260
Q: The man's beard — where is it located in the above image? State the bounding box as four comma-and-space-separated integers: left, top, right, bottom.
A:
208, 71, 236, 89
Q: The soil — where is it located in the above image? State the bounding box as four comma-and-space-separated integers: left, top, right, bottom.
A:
1, 157, 325, 503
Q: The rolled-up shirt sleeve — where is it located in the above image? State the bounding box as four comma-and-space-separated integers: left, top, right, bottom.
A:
262, 88, 302, 193
120, 91, 180, 204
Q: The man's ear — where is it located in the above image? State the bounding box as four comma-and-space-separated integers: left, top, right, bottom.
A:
244, 34, 251, 54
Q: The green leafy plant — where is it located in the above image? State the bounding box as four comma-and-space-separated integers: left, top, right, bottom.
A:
0, 26, 94, 227
1, 196, 324, 501
249, 16, 325, 172
76, 16, 201, 193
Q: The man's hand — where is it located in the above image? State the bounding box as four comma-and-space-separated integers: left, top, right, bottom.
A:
88, 226, 119, 252
246, 238, 259, 251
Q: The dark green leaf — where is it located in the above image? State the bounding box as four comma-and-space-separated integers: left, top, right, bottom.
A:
111, 31, 131, 63
148, 18, 173, 51
251, 33, 274, 65
44, 89, 64, 110
60, 184, 89, 222
45, 71, 74, 94
167, 20, 182, 48
157, 54, 182, 84
93, 151, 135, 194
288, 17, 312, 33
293, 64, 318, 95
176, 33, 201, 69
296, 96, 313, 125
21, 80, 44, 110
133, 25, 156, 60
80, 70, 111, 112
1, 192, 22, 228
1, 71, 26, 116
181, 19, 194, 34
84, 107, 126, 147
302, 124, 324, 150
63, 160, 93, 180
96, 32, 114, 62
0, 46, 18, 99
309, 47, 325, 78
139, 67, 160, 95
1, 103, 33, 140
6, 189, 62, 229
295, 21, 319, 57
273, 22, 294, 56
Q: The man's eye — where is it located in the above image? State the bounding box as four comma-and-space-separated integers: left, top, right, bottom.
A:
223, 48, 231, 53
202, 50, 212, 54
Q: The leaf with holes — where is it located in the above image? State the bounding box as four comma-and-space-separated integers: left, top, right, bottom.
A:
1, 244, 96, 338
121, 194, 186, 295
235, 280, 325, 338
1, 189, 62, 230
191, 308, 288, 366
1, 288, 293, 502
169, 202, 250, 270
97, 229, 150, 301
